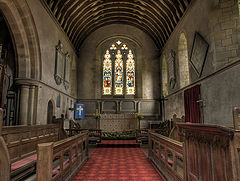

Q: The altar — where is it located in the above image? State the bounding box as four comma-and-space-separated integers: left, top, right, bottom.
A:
100, 113, 138, 132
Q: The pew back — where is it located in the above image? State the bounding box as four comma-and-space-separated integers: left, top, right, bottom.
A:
37, 130, 89, 181
148, 131, 184, 181
178, 123, 240, 181
2, 124, 59, 163
0, 109, 10, 181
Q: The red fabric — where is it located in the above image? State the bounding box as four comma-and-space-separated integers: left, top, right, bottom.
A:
73, 140, 164, 181
184, 85, 201, 123
11, 154, 37, 171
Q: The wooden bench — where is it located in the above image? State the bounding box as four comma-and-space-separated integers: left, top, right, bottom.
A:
37, 130, 89, 181
148, 131, 184, 181
0, 109, 65, 181
66, 127, 102, 144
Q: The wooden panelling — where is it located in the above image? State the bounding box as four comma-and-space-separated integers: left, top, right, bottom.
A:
178, 123, 240, 181
37, 131, 89, 181
148, 131, 184, 181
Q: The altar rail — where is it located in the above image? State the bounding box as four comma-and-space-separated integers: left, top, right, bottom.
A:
66, 128, 102, 143
148, 131, 184, 181
37, 130, 88, 181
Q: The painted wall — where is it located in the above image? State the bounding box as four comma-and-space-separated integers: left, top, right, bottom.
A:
162, 0, 240, 126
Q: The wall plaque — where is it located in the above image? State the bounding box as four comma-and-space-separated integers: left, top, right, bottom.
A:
190, 32, 209, 77
55, 40, 71, 89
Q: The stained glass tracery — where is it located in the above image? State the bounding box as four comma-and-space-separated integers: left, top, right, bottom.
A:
103, 41, 135, 96
114, 50, 123, 95
126, 50, 135, 95
103, 50, 112, 95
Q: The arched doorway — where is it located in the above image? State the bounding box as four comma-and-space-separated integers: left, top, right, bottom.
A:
178, 33, 190, 88
47, 100, 54, 124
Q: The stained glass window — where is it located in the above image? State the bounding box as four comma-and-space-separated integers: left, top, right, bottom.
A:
102, 41, 135, 96
114, 50, 123, 95
103, 50, 112, 95
126, 50, 135, 95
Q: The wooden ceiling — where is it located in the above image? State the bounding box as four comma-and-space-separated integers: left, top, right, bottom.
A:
43, 0, 191, 50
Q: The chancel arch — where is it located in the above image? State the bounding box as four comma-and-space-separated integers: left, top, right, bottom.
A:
178, 32, 189, 88
161, 55, 168, 97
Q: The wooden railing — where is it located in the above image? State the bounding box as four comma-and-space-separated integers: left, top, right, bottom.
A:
37, 130, 89, 181
148, 131, 184, 181
66, 127, 102, 143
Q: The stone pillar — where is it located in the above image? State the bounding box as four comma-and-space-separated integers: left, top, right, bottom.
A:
19, 85, 29, 125
28, 85, 35, 125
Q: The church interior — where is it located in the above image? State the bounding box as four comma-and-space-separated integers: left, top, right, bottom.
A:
0, 0, 240, 180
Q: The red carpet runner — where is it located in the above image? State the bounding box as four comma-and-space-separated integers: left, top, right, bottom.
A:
72, 140, 164, 181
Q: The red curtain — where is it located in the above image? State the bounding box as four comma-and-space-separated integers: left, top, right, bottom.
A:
184, 84, 201, 123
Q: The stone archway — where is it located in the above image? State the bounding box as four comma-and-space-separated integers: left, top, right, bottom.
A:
178, 32, 189, 88
0, 0, 41, 79
0, 0, 41, 125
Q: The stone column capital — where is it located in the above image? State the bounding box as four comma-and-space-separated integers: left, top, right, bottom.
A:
15, 78, 39, 87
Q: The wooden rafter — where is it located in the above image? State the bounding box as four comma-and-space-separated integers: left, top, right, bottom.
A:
43, 0, 192, 50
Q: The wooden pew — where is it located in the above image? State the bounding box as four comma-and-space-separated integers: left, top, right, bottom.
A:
0, 108, 10, 181
37, 130, 89, 181
66, 127, 102, 144
148, 131, 184, 181
0, 113, 65, 180
169, 114, 184, 142
178, 121, 240, 181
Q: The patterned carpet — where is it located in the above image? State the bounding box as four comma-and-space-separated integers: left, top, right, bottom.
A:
97, 140, 140, 148
72, 140, 164, 181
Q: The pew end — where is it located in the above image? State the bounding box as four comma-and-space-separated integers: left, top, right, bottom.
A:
233, 107, 240, 130
169, 114, 185, 142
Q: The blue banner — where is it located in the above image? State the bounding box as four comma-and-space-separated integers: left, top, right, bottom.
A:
74, 103, 85, 120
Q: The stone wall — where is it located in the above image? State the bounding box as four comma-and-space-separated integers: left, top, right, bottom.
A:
162, 0, 240, 126
26, 0, 77, 124
77, 24, 160, 100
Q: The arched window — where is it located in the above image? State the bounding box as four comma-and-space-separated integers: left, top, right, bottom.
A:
178, 33, 190, 88
103, 50, 112, 95
126, 50, 135, 95
103, 41, 135, 96
162, 56, 168, 97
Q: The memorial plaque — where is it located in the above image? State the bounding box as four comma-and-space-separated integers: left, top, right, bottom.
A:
190, 33, 209, 77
